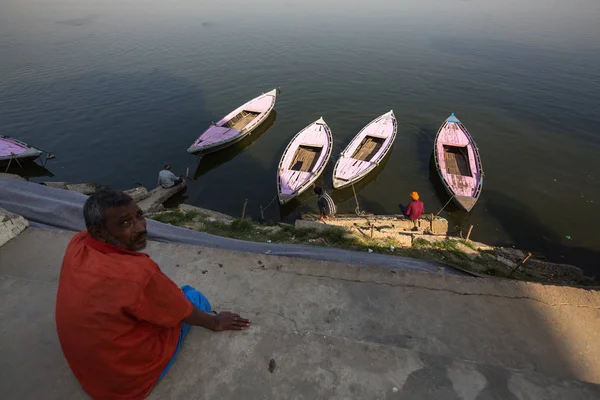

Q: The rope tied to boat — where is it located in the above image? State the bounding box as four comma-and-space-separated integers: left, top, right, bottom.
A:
259, 194, 279, 223
435, 195, 455, 216
4, 153, 22, 173
351, 184, 365, 216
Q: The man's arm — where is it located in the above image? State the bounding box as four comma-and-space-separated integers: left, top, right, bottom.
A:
131, 269, 250, 331
405, 202, 414, 218
317, 198, 326, 215
167, 171, 178, 180
183, 306, 251, 331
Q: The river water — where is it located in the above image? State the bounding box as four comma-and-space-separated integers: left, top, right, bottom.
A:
1, 0, 599, 273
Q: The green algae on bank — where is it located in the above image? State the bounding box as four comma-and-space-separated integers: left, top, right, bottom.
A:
149, 208, 593, 286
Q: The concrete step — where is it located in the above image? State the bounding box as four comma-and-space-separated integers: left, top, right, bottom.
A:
1, 227, 599, 399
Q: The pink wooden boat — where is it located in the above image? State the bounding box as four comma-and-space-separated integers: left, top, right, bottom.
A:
434, 113, 484, 212
187, 89, 277, 155
0, 136, 42, 166
332, 110, 397, 189
277, 117, 333, 204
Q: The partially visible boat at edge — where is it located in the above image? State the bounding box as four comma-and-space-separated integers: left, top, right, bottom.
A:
277, 117, 333, 205
434, 113, 483, 212
187, 89, 278, 155
0, 136, 43, 166
332, 110, 397, 190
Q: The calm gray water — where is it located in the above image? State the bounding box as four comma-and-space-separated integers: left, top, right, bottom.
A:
1, 0, 599, 273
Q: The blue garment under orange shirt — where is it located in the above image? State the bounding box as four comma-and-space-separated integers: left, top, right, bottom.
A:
55, 232, 193, 400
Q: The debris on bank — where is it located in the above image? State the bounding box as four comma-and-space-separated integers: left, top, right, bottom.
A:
149, 206, 594, 286
31, 180, 594, 286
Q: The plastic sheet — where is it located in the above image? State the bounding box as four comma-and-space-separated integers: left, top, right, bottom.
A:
0, 178, 466, 275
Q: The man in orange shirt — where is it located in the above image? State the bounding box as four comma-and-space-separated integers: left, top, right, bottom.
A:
55, 189, 251, 400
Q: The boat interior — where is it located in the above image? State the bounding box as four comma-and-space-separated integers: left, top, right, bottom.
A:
223, 110, 260, 130
290, 145, 322, 172
352, 136, 385, 162
443, 145, 472, 176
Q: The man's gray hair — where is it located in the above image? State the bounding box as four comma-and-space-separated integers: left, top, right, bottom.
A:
83, 189, 134, 229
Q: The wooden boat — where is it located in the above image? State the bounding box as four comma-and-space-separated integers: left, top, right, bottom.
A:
277, 117, 333, 204
434, 113, 483, 212
332, 110, 397, 189
187, 89, 277, 155
0, 136, 43, 166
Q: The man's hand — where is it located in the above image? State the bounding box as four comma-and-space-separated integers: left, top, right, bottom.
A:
212, 312, 251, 331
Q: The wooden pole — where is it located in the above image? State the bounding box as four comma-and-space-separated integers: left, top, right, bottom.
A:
353, 223, 368, 237
466, 225, 474, 242
507, 252, 532, 278
185, 167, 190, 178
241, 198, 248, 220
430, 213, 434, 232
370, 224, 374, 239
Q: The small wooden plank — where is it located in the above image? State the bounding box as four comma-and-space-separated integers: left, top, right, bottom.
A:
224, 110, 260, 130
290, 145, 322, 172
352, 136, 385, 162
444, 145, 471, 176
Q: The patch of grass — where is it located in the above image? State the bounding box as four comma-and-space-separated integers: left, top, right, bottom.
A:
229, 219, 254, 233
152, 209, 573, 284
412, 238, 461, 252
484, 267, 505, 277
431, 240, 460, 252
321, 228, 351, 246
460, 240, 478, 251
293, 227, 318, 239
151, 210, 199, 225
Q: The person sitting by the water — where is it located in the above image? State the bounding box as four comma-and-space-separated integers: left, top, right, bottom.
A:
400, 191, 425, 222
157, 163, 184, 188
314, 185, 336, 221
55, 189, 251, 400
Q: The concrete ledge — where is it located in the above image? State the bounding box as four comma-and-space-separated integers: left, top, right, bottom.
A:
40, 181, 101, 195
124, 187, 150, 202
138, 182, 187, 214
1, 227, 600, 399
0, 208, 28, 247
178, 204, 234, 222
0, 173, 24, 180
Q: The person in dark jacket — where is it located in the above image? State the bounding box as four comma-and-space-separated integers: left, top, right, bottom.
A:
400, 191, 425, 223
314, 185, 336, 221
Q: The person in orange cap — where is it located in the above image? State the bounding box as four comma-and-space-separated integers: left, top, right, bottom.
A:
400, 191, 425, 225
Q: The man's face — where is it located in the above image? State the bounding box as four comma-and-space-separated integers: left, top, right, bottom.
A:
94, 203, 148, 251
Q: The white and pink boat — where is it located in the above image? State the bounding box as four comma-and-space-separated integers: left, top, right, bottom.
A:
434, 113, 484, 212
187, 89, 278, 155
0, 136, 43, 166
332, 110, 397, 189
277, 117, 333, 205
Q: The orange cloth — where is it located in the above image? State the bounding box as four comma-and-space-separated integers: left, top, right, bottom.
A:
410, 191, 419, 201
55, 232, 193, 400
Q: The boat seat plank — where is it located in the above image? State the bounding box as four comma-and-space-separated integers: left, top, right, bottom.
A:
289, 145, 322, 172
443, 145, 472, 177
223, 110, 260, 131
352, 136, 385, 162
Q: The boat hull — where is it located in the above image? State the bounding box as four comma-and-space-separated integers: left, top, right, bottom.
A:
0, 136, 43, 166
187, 108, 274, 156
277, 118, 333, 205
188, 89, 277, 155
433, 114, 483, 212
332, 111, 397, 190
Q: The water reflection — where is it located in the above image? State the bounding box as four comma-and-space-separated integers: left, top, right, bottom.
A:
192, 111, 277, 179
3, 162, 55, 180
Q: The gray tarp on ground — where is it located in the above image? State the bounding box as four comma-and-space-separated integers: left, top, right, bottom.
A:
0, 178, 466, 275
